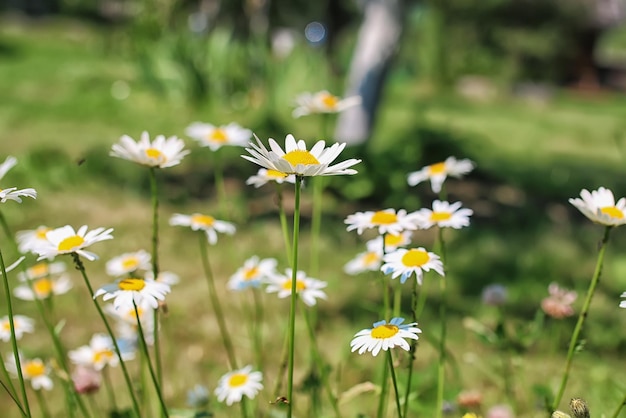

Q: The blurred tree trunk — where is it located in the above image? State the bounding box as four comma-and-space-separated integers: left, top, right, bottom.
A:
335, 0, 403, 145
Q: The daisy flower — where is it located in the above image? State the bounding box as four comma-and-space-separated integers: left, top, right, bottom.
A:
16, 225, 53, 254
186, 122, 252, 151
145, 270, 180, 286
569, 187, 626, 226
110, 131, 189, 168
214, 365, 263, 405
292, 90, 361, 118
381, 247, 444, 284
265, 269, 327, 306
169, 213, 236, 245
18, 261, 66, 280
242, 134, 360, 177
350, 317, 421, 356
412, 200, 473, 229
94, 277, 170, 311
345, 208, 420, 235
105, 300, 155, 345
0, 187, 37, 203
0, 156, 17, 180
407, 156, 475, 193
69, 333, 132, 370
34, 225, 114, 261
245, 168, 296, 188
106, 250, 151, 277
6, 354, 53, 391
344, 239, 383, 275
541, 283, 577, 319
0, 315, 35, 342
228, 256, 277, 290
14, 274, 72, 301
367, 232, 413, 253
620, 292, 625, 308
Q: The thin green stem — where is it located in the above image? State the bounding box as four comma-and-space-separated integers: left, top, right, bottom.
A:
0, 375, 26, 416
198, 233, 238, 369
435, 226, 447, 418
102, 366, 118, 412
240, 396, 251, 418
402, 277, 420, 418
552, 226, 612, 412
86, 394, 102, 418
276, 184, 292, 266
213, 150, 229, 220
377, 233, 390, 418
0, 248, 31, 418
287, 175, 303, 418
303, 308, 342, 418
0, 334, 20, 405
149, 167, 163, 387
133, 300, 169, 417
272, 330, 290, 398
252, 288, 264, 370
610, 391, 626, 418
387, 351, 403, 418
72, 253, 142, 418
310, 177, 324, 277
35, 389, 51, 418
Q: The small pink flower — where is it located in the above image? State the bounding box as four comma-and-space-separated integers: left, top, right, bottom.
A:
541, 282, 577, 319
487, 404, 514, 418
72, 365, 101, 395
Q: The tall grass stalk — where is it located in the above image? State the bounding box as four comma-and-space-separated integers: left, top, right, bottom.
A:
552, 226, 612, 412
402, 277, 420, 418
72, 253, 142, 418
0, 247, 31, 418
435, 226, 447, 418
198, 233, 238, 369
148, 167, 163, 387
376, 234, 390, 418
286, 175, 303, 418
609, 391, 626, 418
0, 375, 26, 415
34, 388, 51, 418
102, 366, 118, 412
387, 350, 403, 418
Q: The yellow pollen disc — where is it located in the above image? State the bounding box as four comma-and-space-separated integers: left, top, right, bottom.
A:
282, 279, 306, 292
34, 279, 53, 297
430, 211, 452, 222
371, 211, 398, 225
244, 267, 259, 281
58, 235, 84, 252
209, 128, 228, 143
24, 360, 45, 377
401, 249, 430, 267
283, 150, 320, 166
385, 234, 403, 247
371, 324, 399, 339
228, 373, 248, 387
36, 228, 51, 239
93, 350, 114, 364
2, 321, 10, 331
118, 278, 146, 291
267, 169, 288, 179
191, 214, 215, 227
28, 263, 49, 278
122, 257, 139, 270
145, 148, 164, 160
600, 206, 624, 219
363, 252, 380, 266
428, 162, 446, 175
320, 93, 339, 108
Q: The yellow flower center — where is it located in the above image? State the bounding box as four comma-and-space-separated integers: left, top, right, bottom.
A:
281, 279, 306, 292
320, 93, 339, 109
118, 278, 146, 291
93, 349, 114, 364
58, 235, 84, 252
283, 150, 320, 166
191, 214, 215, 227
600, 206, 624, 219
28, 263, 49, 278
34, 279, 53, 297
401, 249, 430, 267
370, 324, 399, 339
24, 360, 45, 378
244, 267, 259, 281
428, 162, 446, 175
371, 211, 397, 225
209, 128, 228, 143
384, 234, 404, 247
430, 211, 452, 222
2, 321, 11, 331
145, 148, 164, 161
228, 373, 249, 387
267, 169, 288, 179
36, 228, 51, 239
121, 257, 139, 270
363, 252, 380, 266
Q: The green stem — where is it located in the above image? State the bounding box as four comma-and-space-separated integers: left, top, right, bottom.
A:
552, 226, 612, 412
0, 332, 20, 406
34, 389, 51, 418
303, 308, 342, 418
0, 248, 31, 418
0, 375, 26, 416
387, 351, 403, 418
198, 233, 238, 369
610, 391, 626, 418
149, 167, 163, 387
213, 150, 229, 220
240, 396, 251, 418
377, 233, 390, 418
72, 253, 142, 418
102, 366, 118, 412
133, 301, 169, 417
402, 277, 420, 418
435, 227, 447, 418
276, 184, 292, 266
252, 288, 264, 370
272, 330, 290, 399
287, 175, 303, 418
310, 177, 324, 277
86, 394, 102, 418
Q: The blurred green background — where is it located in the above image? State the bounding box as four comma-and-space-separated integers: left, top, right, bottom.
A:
1, 0, 626, 417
